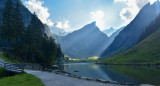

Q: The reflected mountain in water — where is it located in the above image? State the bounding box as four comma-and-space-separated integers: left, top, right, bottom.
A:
62, 63, 160, 85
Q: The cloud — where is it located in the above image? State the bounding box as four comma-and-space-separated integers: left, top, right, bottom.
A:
55, 19, 70, 29
25, 0, 54, 26
114, 0, 157, 24
90, 10, 105, 29
63, 20, 70, 29
25, 0, 70, 30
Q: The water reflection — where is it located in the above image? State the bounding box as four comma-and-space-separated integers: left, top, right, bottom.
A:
61, 63, 160, 85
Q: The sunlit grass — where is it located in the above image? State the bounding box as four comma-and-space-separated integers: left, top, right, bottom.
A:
0, 67, 44, 86
86, 56, 100, 61
0, 73, 44, 86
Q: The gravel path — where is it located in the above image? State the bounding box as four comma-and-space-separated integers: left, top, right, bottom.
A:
25, 70, 126, 86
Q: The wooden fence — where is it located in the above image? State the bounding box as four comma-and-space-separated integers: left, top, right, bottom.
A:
0, 61, 24, 73
0, 61, 4, 67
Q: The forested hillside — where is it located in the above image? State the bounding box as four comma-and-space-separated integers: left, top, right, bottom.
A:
0, 0, 63, 67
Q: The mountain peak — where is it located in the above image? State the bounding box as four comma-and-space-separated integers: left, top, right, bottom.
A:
91, 21, 96, 25
155, 0, 160, 3
153, 0, 160, 6
81, 21, 100, 31
86, 21, 96, 27
109, 27, 114, 30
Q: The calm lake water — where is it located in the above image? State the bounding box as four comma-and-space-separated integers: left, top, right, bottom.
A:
61, 63, 160, 85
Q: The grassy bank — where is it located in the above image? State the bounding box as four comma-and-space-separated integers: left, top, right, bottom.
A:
0, 67, 44, 86
0, 54, 19, 63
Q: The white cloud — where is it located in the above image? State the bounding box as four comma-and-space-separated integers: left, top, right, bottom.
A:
25, 0, 54, 26
63, 20, 70, 29
90, 10, 105, 29
25, 0, 70, 30
114, 0, 157, 24
55, 19, 70, 29
55, 22, 63, 29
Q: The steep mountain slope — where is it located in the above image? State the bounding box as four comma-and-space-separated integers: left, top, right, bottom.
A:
58, 22, 109, 59
102, 27, 116, 36
0, 0, 51, 36
139, 14, 160, 42
101, 1, 160, 58
103, 28, 160, 64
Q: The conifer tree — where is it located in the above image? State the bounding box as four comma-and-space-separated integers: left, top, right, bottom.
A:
25, 13, 44, 62
14, 0, 25, 47
0, 0, 15, 52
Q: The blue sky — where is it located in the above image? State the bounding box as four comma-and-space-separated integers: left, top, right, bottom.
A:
21, 0, 156, 32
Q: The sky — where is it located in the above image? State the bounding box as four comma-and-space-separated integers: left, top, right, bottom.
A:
21, 0, 158, 32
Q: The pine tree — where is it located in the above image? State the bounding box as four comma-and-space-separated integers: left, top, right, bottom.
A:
12, 0, 26, 60
14, 0, 25, 47
0, 0, 15, 53
25, 13, 44, 62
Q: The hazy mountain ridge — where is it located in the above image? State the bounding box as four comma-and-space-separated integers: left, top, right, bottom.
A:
102, 27, 117, 36
108, 26, 125, 45
57, 22, 110, 59
50, 27, 69, 36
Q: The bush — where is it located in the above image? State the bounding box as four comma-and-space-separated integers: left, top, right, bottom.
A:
0, 67, 7, 77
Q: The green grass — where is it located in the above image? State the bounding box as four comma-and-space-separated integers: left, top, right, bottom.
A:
86, 56, 100, 61
0, 73, 44, 86
0, 67, 44, 86
102, 28, 160, 64
0, 54, 19, 63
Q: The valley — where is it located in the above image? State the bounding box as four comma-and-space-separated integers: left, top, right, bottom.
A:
0, 0, 160, 86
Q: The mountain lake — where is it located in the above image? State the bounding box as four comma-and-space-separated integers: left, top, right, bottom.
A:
60, 63, 160, 85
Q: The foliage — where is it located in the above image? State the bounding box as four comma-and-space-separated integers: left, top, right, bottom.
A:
0, 0, 15, 48
0, 67, 7, 77
0, 54, 18, 63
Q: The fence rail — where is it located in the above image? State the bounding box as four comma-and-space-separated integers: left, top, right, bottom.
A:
0, 61, 4, 67
4, 63, 24, 73
0, 61, 24, 73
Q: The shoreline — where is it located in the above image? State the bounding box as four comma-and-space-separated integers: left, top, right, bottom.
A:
25, 69, 138, 86
51, 70, 135, 85
25, 69, 155, 86
95, 62, 160, 68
